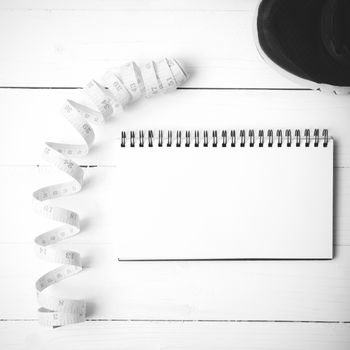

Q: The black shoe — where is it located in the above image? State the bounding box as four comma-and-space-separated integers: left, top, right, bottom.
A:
254, 0, 350, 94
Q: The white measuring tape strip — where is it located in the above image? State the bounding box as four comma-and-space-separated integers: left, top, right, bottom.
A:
33, 58, 188, 327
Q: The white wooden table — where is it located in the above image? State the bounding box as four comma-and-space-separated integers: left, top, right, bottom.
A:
1, 0, 350, 348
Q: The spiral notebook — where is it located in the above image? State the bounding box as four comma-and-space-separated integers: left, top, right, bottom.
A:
114, 129, 333, 260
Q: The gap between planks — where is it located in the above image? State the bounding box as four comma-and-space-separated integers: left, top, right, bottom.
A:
1, 319, 350, 324
0, 86, 311, 91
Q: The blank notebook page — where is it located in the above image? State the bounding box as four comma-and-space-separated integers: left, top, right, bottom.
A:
113, 129, 333, 260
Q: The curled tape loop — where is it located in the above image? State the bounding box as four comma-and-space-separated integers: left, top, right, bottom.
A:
33, 58, 188, 327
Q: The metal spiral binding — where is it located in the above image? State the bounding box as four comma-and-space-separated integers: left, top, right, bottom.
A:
249, 130, 254, 147
158, 130, 163, 147
240, 130, 245, 147
185, 131, 191, 147
167, 130, 172, 147
277, 130, 282, 147
204, 130, 209, 147
305, 129, 311, 147
32, 58, 188, 327
140, 130, 144, 147
213, 130, 218, 147
131, 131, 136, 147
286, 129, 292, 147
120, 129, 329, 148
176, 131, 182, 147
148, 130, 154, 147
322, 129, 328, 147
258, 130, 264, 147
295, 129, 301, 147
268, 129, 273, 147
314, 129, 319, 147
222, 130, 227, 147
195, 130, 200, 147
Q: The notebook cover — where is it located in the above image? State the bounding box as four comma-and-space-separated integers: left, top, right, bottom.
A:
113, 131, 333, 260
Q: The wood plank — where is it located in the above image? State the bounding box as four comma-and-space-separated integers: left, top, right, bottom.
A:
1, 89, 350, 166
2, 165, 349, 320
1, 321, 350, 350
3, 166, 350, 245
0, 0, 300, 88
1, 241, 350, 320
2, 0, 348, 345
0, 0, 255, 11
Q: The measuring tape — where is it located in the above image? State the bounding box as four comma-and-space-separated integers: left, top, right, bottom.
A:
32, 58, 188, 327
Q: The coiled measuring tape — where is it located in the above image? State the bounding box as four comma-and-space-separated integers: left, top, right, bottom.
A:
32, 58, 188, 327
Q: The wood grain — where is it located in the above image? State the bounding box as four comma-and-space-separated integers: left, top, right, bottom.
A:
0, 0, 299, 88
0, 164, 347, 321
2, 166, 349, 245
0, 89, 349, 166
0, 0, 255, 11
1, 321, 350, 350
1, 240, 350, 320
1, 0, 349, 347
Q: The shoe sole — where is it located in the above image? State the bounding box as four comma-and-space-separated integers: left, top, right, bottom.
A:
252, 0, 350, 95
